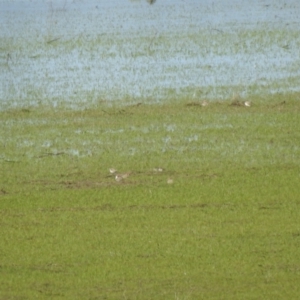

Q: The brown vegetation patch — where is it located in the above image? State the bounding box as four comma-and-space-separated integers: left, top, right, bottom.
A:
36, 202, 228, 213
0, 189, 8, 196
230, 100, 244, 106
186, 102, 202, 107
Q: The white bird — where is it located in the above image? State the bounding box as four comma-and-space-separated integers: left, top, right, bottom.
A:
167, 178, 174, 184
244, 101, 251, 107
115, 174, 123, 182
115, 172, 130, 182
201, 100, 209, 107
109, 168, 117, 174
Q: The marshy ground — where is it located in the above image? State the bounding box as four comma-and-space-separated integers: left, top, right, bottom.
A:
1, 94, 300, 299
1, 0, 300, 298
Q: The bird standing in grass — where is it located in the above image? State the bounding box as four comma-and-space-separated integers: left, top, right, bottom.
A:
109, 168, 117, 174
115, 172, 131, 182
115, 174, 123, 182
167, 178, 174, 184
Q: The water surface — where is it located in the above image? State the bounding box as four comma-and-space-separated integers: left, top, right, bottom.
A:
1, 0, 300, 109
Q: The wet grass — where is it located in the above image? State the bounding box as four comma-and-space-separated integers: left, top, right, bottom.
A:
1, 93, 300, 299
2, 23, 300, 110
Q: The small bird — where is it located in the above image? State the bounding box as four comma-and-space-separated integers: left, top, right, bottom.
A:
109, 168, 117, 174
120, 172, 130, 179
153, 167, 164, 172
115, 174, 123, 182
167, 178, 174, 184
244, 101, 251, 107
147, 0, 156, 4
201, 100, 209, 107
115, 172, 130, 182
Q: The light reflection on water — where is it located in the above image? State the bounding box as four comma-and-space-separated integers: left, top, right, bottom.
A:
1, 0, 300, 109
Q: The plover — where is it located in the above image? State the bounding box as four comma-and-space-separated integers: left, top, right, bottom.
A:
120, 172, 130, 179
167, 178, 174, 184
115, 174, 123, 182
115, 172, 130, 182
109, 168, 117, 174
244, 101, 251, 107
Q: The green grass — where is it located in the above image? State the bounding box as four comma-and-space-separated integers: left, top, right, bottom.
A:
1, 93, 300, 299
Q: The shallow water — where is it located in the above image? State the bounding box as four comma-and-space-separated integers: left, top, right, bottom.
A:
1, 0, 300, 109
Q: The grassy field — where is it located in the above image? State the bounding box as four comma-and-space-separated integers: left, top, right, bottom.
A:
1, 93, 300, 299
